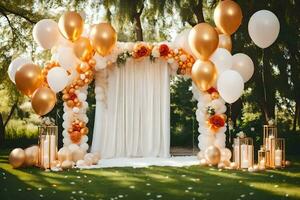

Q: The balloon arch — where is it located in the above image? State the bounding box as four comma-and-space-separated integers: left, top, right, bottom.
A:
8, 0, 280, 167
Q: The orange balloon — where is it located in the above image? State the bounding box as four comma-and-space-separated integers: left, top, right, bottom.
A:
218, 34, 232, 52
73, 37, 94, 61
90, 23, 117, 56
15, 63, 43, 96
214, 0, 243, 35
31, 87, 56, 116
188, 23, 219, 60
191, 60, 218, 91
58, 11, 84, 42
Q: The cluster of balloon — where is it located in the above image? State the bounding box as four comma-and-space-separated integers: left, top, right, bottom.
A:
8, 10, 118, 117
189, 0, 280, 104
9, 146, 39, 168
190, 0, 280, 168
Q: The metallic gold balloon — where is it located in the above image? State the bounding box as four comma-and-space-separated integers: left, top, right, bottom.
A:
90, 23, 117, 56
15, 63, 43, 96
58, 11, 84, 42
9, 148, 25, 168
191, 60, 218, 91
31, 87, 56, 116
204, 146, 221, 165
188, 23, 219, 60
218, 34, 232, 52
24, 145, 39, 166
73, 37, 94, 61
214, 0, 243, 35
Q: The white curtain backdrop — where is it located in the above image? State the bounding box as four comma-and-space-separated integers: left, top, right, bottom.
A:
91, 59, 170, 158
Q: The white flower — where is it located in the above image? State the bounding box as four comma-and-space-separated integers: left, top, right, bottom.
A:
151, 46, 160, 58
237, 131, 246, 138
251, 127, 255, 131
179, 55, 187, 62
268, 119, 275, 125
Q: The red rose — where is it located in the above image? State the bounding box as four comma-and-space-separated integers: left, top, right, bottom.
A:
208, 115, 225, 128
137, 46, 149, 57
159, 44, 169, 57
207, 87, 218, 94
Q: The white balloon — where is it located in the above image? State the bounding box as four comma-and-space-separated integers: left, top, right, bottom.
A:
173, 29, 195, 57
33, 19, 60, 49
217, 70, 244, 103
78, 93, 87, 101
93, 54, 107, 70
220, 148, 232, 161
248, 10, 280, 49
214, 132, 226, 149
232, 53, 254, 82
68, 144, 80, 153
210, 48, 232, 74
57, 47, 79, 71
47, 67, 69, 93
81, 135, 88, 144
80, 143, 89, 152
8, 57, 32, 83
198, 134, 215, 151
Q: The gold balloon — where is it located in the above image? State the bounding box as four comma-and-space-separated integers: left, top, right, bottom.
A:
31, 87, 56, 116
15, 63, 43, 96
73, 37, 94, 61
58, 147, 72, 162
189, 23, 219, 60
24, 146, 39, 166
218, 34, 232, 52
9, 148, 25, 168
204, 146, 221, 165
90, 23, 117, 56
214, 0, 243, 35
58, 11, 84, 42
61, 160, 73, 170
191, 60, 218, 91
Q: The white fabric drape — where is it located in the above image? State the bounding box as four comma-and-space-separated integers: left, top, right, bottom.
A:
91, 59, 170, 158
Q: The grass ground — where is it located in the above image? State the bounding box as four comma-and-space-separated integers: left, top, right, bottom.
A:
0, 149, 300, 200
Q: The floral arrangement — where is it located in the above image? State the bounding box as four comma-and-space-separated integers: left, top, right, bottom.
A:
132, 43, 152, 59
207, 114, 226, 133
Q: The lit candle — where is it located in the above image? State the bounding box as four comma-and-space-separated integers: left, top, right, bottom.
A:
236, 144, 253, 169
275, 149, 282, 167
50, 135, 56, 163
266, 135, 275, 151
43, 135, 50, 168
259, 159, 265, 167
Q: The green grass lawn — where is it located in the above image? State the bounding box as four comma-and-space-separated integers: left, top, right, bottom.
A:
0, 149, 300, 200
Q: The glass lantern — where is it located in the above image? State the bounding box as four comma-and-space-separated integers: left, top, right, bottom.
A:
269, 138, 285, 168
258, 146, 269, 168
263, 125, 278, 151
233, 137, 254, 169
38, 126, 58, 169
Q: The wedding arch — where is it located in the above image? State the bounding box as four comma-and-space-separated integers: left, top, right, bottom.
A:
57, 41, 228, 159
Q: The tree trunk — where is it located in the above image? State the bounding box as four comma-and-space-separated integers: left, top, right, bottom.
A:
133, 4, 144, 41
293, 99, 300, 131
0, 102, 17, 147
134, 14, 143, 41
193, 0, 204, 23
0, 114, 4, 147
